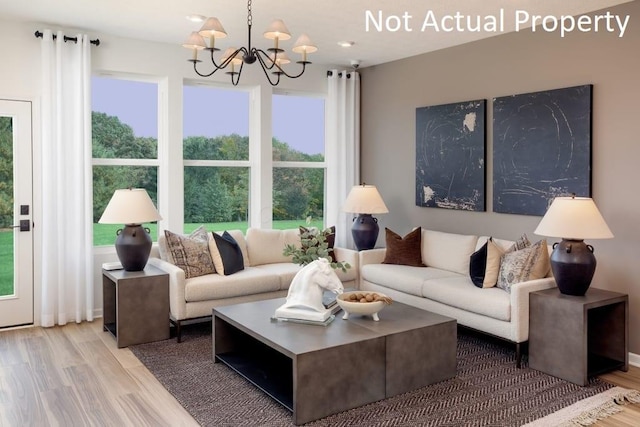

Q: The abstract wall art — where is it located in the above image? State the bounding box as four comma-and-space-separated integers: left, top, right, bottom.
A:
415, 99, 486, 211
493, 85, 592, 216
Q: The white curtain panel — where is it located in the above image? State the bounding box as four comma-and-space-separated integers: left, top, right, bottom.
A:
325, 70, 360, 248
40, 30, 94, 326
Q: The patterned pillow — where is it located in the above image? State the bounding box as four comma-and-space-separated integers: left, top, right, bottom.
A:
158, 225, 208, 264
382, 227, 425, 267
164, 229, 216, 279
497, 239, 550, 292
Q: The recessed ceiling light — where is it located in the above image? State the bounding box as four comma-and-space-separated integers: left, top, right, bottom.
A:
186, 14, 206, 23
337, 41, 355, 48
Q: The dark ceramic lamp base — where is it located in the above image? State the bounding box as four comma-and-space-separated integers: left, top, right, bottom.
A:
550, 238, 596, 296
115, 224, 153, 271
351, 214, 379, 251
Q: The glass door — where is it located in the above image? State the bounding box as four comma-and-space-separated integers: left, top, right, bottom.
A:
0, 99, 33, 328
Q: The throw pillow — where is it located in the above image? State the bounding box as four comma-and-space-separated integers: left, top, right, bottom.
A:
164, 229, 216, 279
382, 227, 425, 267
497, 239, 550, 292
508, 233, 531, 252
300, 225, 337, 262
158, 225, 208, 264
469, 238, 504, 288
209, 231, 245, 275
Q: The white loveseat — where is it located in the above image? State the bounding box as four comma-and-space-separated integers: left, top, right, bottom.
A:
149, 228, 358, 342
359, 228, 556, 367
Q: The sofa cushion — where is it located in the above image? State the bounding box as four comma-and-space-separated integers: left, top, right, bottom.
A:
164, 229, 215, 279
469, 238, 504, 288
422, 276, 511, 321
421, 229, 478, 275
253, 263, 302, 291
184, 268, 281, 302
362, 264, 459, 297
246, 228, 300, 266
497, 239, 550, 293
209, 231, 244, 276
383, 227, 424, 267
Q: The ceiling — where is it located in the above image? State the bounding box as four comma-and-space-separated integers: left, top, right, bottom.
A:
0, 0, 633, 68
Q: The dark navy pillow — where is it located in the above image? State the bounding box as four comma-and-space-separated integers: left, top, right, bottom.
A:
210, 231, 244, 275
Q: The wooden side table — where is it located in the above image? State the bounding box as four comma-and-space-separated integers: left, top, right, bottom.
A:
102, 265, 170, 348
529, 287, 628, 386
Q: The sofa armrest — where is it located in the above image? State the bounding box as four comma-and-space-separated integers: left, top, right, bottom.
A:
359, 248, 386, 267
332, 247, 359, 285
148, 257, 187, 321
510, 277, 557, 342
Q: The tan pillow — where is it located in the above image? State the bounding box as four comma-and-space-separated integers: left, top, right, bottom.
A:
497, 239, 550, 292
246, 228, 300, 266
382, 227, 425, 267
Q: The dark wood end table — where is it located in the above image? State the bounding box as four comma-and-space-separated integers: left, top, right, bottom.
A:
102, 265, 170, 348
529, 287, 628, 386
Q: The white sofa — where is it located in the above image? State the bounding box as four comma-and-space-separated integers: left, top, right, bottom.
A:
359, 228, 556, 367
149, 228, 358, 341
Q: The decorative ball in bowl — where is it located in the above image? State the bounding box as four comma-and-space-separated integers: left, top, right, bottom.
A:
336, 291, 393, 321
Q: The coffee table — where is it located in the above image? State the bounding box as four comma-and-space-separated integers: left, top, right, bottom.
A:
213, 298, 456, 425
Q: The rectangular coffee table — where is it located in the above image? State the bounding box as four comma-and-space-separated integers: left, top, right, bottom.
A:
213, 298, 456, 425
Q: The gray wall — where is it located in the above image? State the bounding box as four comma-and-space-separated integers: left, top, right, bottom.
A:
360, 1, 640, 353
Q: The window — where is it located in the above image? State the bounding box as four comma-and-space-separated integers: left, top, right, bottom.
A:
183, 85, 250, 233
91, 76, 159, 245
272, 93, 325, 230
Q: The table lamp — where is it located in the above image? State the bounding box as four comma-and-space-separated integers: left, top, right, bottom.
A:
534, 195, 613, 296
342, 184, 389, 251
99, 188, 162, 271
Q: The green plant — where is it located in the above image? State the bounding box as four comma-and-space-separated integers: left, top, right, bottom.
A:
283, 227, 351, 273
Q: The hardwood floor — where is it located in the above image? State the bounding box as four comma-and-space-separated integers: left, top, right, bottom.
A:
0, 321, 638, 426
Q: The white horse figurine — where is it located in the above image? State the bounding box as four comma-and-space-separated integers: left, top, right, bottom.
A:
274, 258, 344, 322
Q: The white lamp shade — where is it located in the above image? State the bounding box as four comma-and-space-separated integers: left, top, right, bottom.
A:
222, 47, 243, 65
534, 196, 613, 240
343, 185, 389, 214
182, 31, 206, 50
99, 188, 162, 225
198, 17, 228, 39
263, 19, 291, 40
292, 34, 318, 54
269, 51, 290, 65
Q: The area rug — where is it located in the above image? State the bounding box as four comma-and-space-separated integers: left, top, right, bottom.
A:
130, 324, 639, 426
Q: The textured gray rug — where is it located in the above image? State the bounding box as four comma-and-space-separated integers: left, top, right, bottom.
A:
130, 324, 613, 426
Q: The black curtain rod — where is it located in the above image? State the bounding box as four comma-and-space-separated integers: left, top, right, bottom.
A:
34, 30, 100, 46
327, 70, 352, 79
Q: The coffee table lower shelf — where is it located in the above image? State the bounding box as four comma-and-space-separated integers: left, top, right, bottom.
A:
216, 348, 294, 411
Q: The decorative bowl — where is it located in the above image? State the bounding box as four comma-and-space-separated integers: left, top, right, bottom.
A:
336, 291, 391, 321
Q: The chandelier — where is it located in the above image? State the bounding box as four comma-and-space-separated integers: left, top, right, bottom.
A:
182, 0, 317, 86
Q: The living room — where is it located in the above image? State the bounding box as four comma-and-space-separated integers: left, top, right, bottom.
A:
1, 0, 640, 425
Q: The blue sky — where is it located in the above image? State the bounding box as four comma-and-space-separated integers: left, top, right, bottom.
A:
91, 77, 325, 155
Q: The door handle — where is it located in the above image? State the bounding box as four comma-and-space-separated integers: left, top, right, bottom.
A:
11, 220, 31, 231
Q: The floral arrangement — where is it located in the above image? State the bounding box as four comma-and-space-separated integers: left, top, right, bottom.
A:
283, 227, 351, 273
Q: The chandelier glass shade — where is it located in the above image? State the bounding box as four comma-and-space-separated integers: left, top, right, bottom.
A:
182, 0, 317, 86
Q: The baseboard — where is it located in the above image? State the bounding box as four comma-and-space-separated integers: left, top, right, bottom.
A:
629, 352, 640, 368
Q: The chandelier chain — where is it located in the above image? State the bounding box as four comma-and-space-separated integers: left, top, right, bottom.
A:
247, 0, 252, 27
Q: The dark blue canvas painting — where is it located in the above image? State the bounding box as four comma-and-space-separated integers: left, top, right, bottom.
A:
415, 99, 486, 211
493, 85, 592, 216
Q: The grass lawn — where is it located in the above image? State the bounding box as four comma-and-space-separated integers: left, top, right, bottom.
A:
0, 230, 14, 296
0, 221, 324, 296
